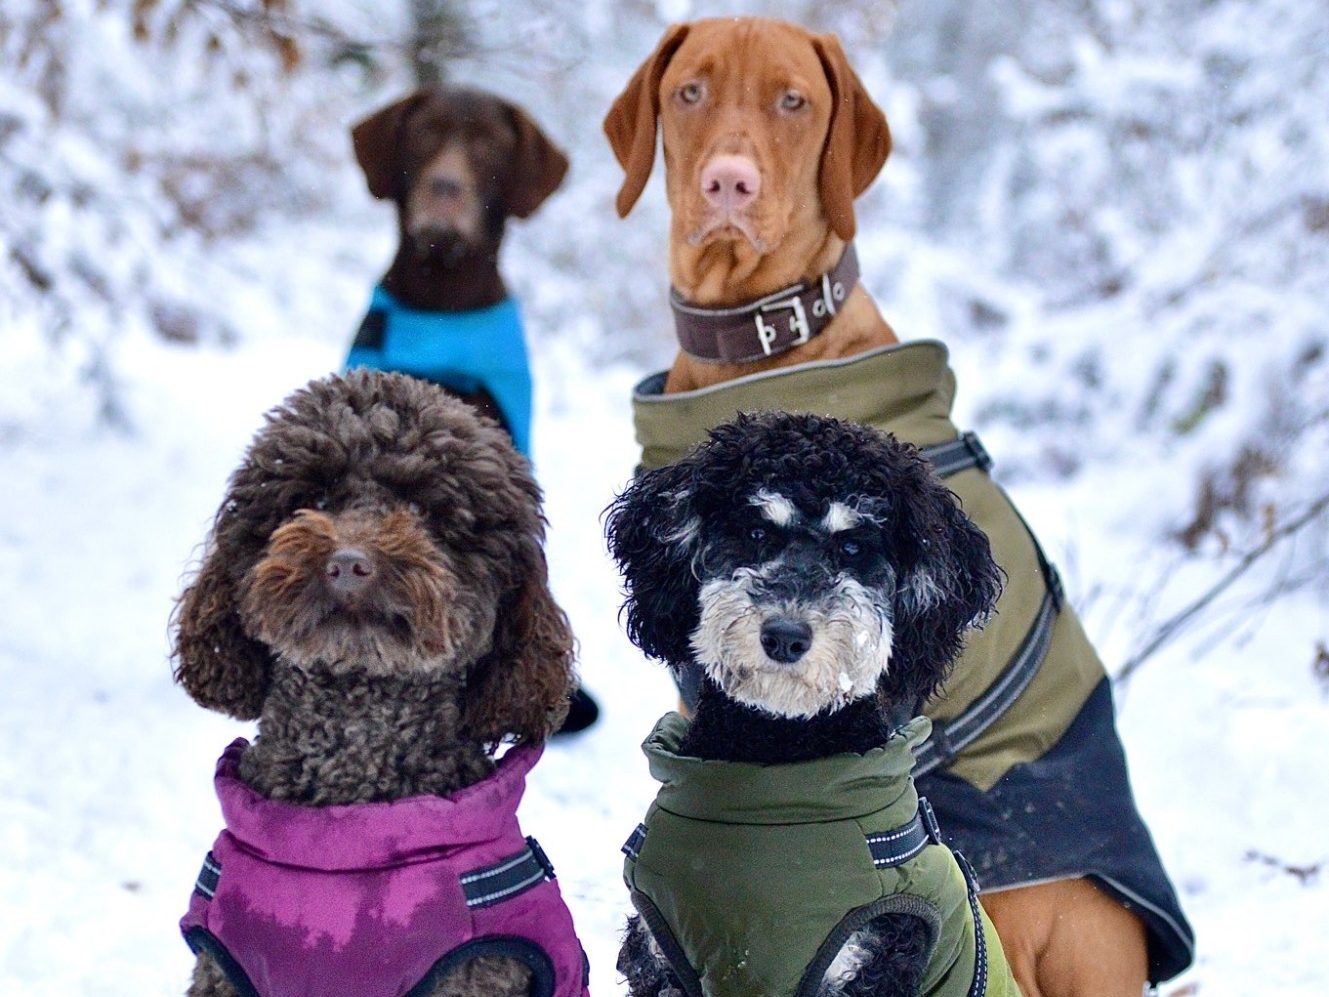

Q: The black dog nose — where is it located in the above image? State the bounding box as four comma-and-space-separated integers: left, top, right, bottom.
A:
326, 547, 373, 597
760, 618, 813, 664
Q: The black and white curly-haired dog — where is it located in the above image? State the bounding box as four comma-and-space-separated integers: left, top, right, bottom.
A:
605, 411, 1018, 997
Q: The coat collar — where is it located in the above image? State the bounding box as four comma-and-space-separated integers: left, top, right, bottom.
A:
641, 712, 930, 826
212, 738, 540, 871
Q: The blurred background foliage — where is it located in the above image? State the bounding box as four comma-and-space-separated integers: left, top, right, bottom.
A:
2, 0, 1325, 656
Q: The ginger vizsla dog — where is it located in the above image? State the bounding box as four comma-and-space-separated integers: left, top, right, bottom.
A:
605, 17, 1193, 997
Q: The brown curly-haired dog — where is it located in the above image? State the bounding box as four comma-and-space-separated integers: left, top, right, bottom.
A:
172, 370, 577, 997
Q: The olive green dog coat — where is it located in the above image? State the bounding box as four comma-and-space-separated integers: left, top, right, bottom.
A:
623, 714, 1019, 997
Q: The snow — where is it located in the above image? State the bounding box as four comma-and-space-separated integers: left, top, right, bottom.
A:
2, 2, 1327, 995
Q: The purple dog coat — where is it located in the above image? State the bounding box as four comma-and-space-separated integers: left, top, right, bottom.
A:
182, 739, 590, 997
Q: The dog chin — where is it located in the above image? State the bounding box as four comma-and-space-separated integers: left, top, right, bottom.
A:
690, 573, 893, 719
410, 227, 478, 264
265, 618, 478, 679
685, 215, 778, 256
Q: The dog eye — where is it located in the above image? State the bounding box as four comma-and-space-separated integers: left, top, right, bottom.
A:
779, 90, 807, 112
749, 526, 769, 543
839, 539, 861, 557
407, 502, 423, 517
314, 494, 329, 511
678, 81, 705, 105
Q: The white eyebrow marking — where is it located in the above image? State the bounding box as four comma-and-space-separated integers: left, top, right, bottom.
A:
750, 489, 797, 526
821, 502, 861, 533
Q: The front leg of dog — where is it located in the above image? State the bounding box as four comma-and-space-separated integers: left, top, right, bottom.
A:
186, 953, 237, 997
818, 914, 932, 997
430, 955, 534, 997
981, 878, 1148, 997
618, 914, 688, 997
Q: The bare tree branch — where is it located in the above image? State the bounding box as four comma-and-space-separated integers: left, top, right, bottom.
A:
1114, 490, 1329, 686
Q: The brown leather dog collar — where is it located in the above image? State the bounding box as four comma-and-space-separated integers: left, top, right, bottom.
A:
670, 244, 860, 364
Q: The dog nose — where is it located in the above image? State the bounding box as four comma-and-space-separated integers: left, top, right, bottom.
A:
700, 155, 761, 212
760, 618, 812, 664
326, 547, 373, 597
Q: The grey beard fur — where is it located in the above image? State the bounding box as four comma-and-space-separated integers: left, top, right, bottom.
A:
238, 660, 492, 805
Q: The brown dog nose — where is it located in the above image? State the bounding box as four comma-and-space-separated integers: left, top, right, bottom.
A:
700, 155, 761, 212
327, 547, 373, 597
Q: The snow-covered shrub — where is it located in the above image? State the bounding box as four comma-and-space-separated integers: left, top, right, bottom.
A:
889, 0, 1327, 577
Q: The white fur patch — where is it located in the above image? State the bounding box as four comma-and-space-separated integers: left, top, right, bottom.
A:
820, 502, 860, 533
690, 569, 893, 718
901, 565, 944, 613
750, 489, 797, 527
664, 515, 701, 548
822, 929, 873, 991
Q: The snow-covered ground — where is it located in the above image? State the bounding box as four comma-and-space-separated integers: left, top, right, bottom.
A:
2, 2, 1327, 994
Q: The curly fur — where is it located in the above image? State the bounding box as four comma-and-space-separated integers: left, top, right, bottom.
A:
605, 411, 1002, 996
606, 411, 1001, 714
172, 369, 575, 997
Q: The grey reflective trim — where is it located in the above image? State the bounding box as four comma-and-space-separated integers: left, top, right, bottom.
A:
460, 838, 554, 910
622, 823, 648, 861
914, 590, 1057, 777
631, 341, 950, 404
953, 852, 989, 997
193, 851, 221, 901
1095, 874, 1198, 967
919, 431, 994, 479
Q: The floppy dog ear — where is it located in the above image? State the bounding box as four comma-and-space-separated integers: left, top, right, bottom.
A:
812, 33, 891, 242
603, 23, 691, 219
501, 103, 569, 219
884, 481, 1002, 703
462, 541, 576, 745
172, 545, 273, 721
604, 459, 703, 668
350, 89, 431, 200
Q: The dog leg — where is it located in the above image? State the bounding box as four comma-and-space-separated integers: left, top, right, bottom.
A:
618, 914, 688, 997
429, 954, 533, 997
818, 914, 931, 997
981, 878, 1148, 997
186, 953, 238, 997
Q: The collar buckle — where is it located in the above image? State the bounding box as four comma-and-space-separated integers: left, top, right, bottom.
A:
754, 294, 810, 356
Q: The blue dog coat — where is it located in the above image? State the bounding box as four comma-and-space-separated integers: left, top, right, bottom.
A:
346, 286, 534, 458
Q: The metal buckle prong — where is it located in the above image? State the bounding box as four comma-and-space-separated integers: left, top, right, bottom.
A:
754, 294, 809, 355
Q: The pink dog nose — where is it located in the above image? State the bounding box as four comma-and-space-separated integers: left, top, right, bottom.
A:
327, 547, 373, 598
700, 155, 761, 212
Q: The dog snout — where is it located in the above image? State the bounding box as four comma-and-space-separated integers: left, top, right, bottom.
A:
700, 154, 761, 213
326, 547, 374, 598
760, 617, 812, 664
427, 173, 466, 201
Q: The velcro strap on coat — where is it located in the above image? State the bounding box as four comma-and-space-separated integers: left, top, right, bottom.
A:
193, 851, 222, 900
622, 824, 648, 861
351, 307, 388, 351
460, 837, 555, 909
919, 431, 993, 479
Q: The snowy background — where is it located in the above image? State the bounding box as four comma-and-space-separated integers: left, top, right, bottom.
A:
2, 0, 1326, 994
